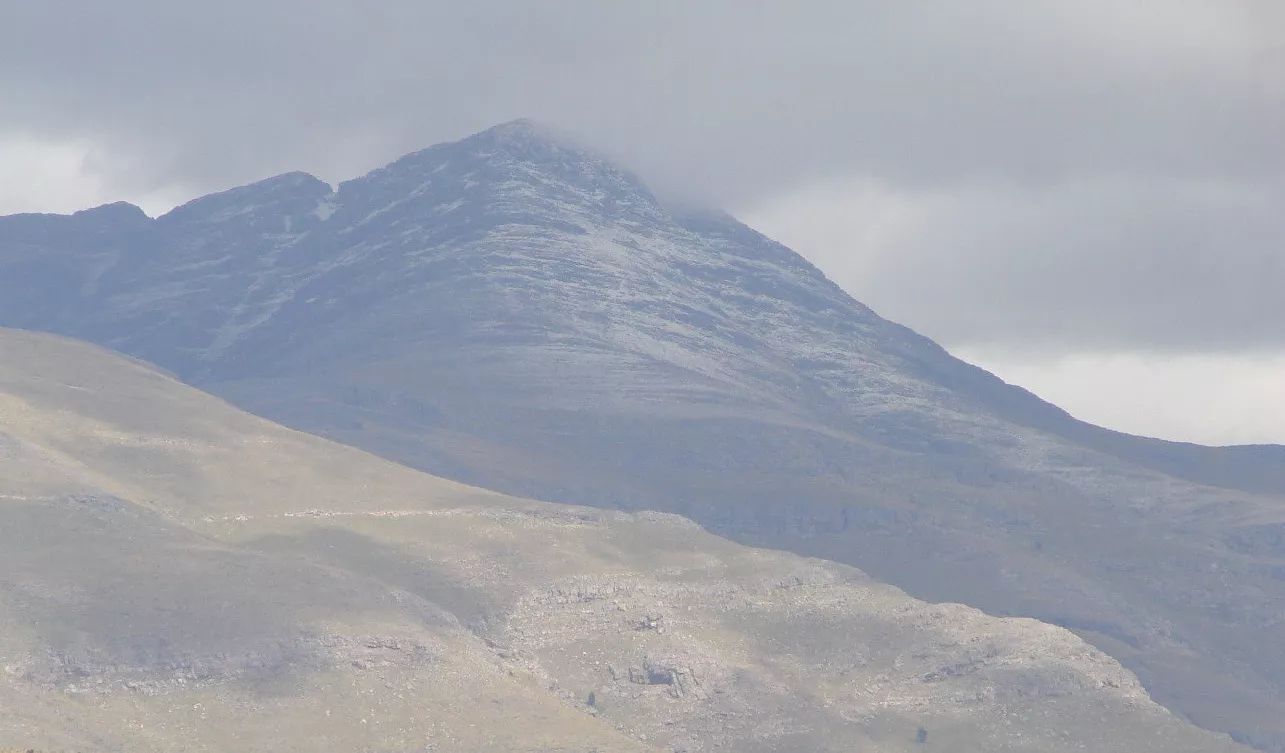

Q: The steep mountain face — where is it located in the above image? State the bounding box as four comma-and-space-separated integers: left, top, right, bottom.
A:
2, 120, 1284, 749
0, 328, 1244, 753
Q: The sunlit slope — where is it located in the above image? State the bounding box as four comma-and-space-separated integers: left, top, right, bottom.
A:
0, 328, 1244, 753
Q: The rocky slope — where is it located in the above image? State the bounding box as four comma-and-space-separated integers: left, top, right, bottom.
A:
0, 327, 1244, 752
1, 121, 1283, 748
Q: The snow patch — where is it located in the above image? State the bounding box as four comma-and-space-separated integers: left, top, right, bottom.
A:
312, 196, 337, 221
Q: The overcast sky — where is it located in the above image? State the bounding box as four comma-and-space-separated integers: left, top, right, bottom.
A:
2, 0, 1282, 444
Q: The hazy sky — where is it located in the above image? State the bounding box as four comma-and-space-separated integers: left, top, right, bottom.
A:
2, 1, 1281, 444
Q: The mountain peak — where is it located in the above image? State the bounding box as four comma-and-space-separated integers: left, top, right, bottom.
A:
159, 171, 332, 225
462, 117, 597, 154
405, 119, 604, 174
336, 120, 661, 228
475, 116, 550, 140
71, 201, 150, 222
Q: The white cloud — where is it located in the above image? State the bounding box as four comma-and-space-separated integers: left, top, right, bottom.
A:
0, 137, 106, 215
957, 347, 1285, 445
0, 136, 191, 217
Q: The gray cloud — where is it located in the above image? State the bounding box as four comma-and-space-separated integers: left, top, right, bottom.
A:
745, 174, 1285, 352
1, 0, 1282, 358
3, 1, 1281, 197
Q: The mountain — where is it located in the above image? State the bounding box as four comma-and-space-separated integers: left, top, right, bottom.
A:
0, 327, 1244, 752
2, 119, 1283, 749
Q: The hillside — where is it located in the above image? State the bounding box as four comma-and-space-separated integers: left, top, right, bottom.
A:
0, 327, 1246, 752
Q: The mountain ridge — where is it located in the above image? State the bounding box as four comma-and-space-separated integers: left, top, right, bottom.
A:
10, 122, 1281, 463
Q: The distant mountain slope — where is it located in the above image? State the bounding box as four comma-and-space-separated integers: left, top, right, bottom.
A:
0, 327, 1243, 753
1, 120, 1283, 749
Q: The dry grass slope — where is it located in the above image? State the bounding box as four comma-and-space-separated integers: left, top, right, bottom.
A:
0, 328, 1247, 753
